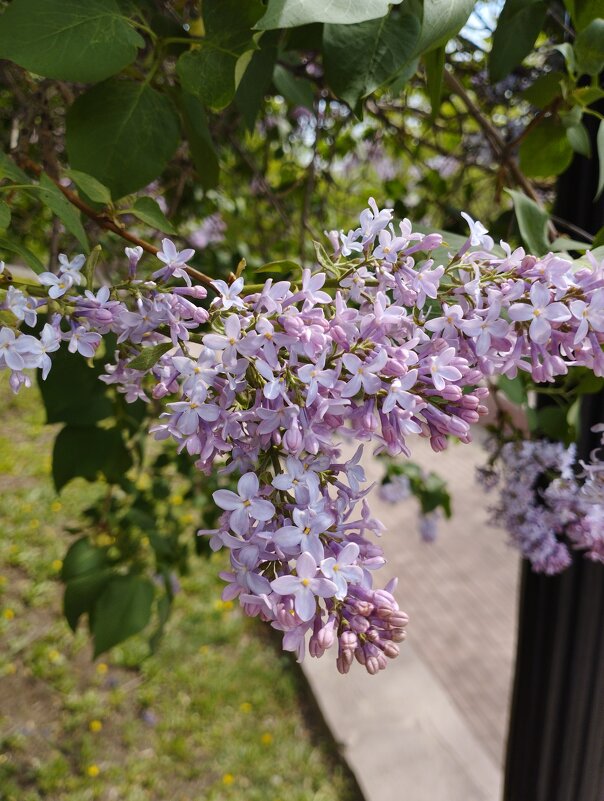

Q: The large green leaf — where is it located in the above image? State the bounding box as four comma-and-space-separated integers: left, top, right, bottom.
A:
235, 32, 279, 130
273, 65, 315, 109
519, 117, 574, 178
66, 80, 180, 199
131, 197, 176, 234
596, 120, 604, 201
256, 0, 403, 28
506, 189, 550, 255
574, 18, 604, 76
34, 174, 89, 251
489, 0, 547, 82
176, 0, 264, 111
52, 425, 132, 492
177, 93, 220, 190
61, 537, 109, 582
38, 345, 113, 426
323, 10, 420, 106
64, 569, 114, 632
91, 574, 154, 657
65, 169, 112, 206
0, 236, 44, 273
412, 0, 475, 55
0, 0, 143, 82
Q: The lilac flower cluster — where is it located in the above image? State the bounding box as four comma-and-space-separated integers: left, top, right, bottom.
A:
479, 435, 604, 572
1, 198, 604, 672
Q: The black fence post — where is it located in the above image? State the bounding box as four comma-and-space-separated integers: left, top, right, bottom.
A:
503, 106, 604, 800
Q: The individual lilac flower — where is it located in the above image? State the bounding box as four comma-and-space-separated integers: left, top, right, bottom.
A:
321, 542, 363, 600
508, 281, 571, 345
211, 277, 245, 310
359, 197, 393, 243
270, 552, 337, 621
38, 271, 74, 299
213, 473, 275, 535
340, 229, 363, 257
460, 212, 494, 251
301, 269, 331, 304
342, 349, 388, 397
462, 302, 510, 356
413, 264, 445, 307
298, 352, 339, 404
0, 327, 36, 371
31, 323, 61, 379
343, 446, 366, 493
383, 369, 419, 414
274, 506, 333, 562
425, 347, 462, 391
255, 359, 286, 400
569, 288, 604, 344
57, 253, 86, 285
272, 456, 321, 497
373, 228, 406, 263
203, 315, 244, 366
67, 326, 101, 358
153, 239, 195, 285
167, 391, 220, 435
4, 286, 38, 327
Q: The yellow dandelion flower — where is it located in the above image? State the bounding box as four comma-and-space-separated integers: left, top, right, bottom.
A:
222, 773, 234, 786
170, 493, 184, 506
47, 649, 61, 664
29, 518, 40, 529
96, 662, 108, 675
86, 764, 100, 778
261, 732, 273, 746
50, 501, 62, 513
51, 559, 63, 572
239, 702, 252, 714
89, 719, 103, 733
3, 608, 14, 621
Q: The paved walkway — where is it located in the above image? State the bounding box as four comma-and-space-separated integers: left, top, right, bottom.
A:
303, 435, 520, 801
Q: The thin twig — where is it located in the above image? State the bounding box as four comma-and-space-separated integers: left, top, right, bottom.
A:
13, 157, 217, 293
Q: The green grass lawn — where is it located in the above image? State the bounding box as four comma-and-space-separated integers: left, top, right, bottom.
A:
0, 377, 361, 801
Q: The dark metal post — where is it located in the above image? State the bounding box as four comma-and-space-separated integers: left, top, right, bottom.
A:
503, 108, 604, 800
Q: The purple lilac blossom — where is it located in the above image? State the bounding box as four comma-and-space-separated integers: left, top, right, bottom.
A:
2, 199, 604, 673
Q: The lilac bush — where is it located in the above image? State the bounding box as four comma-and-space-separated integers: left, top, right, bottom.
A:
1, 199, 604, 673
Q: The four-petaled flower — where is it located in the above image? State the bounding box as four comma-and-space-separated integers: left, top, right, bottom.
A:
270, 552, 337, 621
213, 473, 276, 536
321, 542, 363, 600
509, 282, 571, 345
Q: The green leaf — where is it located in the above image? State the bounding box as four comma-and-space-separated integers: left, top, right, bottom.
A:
574, 18, 604, 76
323, 10, 420, 107
569, 0, 603, 29
177, 0, 264, 111
65, 169, 112, 205
61, 537, 109, 582
566, 122, 591, 158
177, 92, 220, 190
0, 236, 44, 273
38, 345, 113, 425
0, 201, 10, 229
550, 236, 591, 251
533, 405, 571, 441
596, 120, 604, 201
489, 0, 546, 82
35, 174, 89, 251
0, 152, 31, 184
522, 72, 564, 108
52, 425, 132, 492
412, 0, 475, 55
66, 80, 180, 199
131, 197, 176, 234
497, 375, 527, 405
256, 0, 403, 28
506, 189, 550, 255
235, 32, 279, 130
0, 0, 144, 82
519, 117, 574, 178
64, 569, 114, 632
129, 342, 173, 370
92, 574, 154, 657
423, 46, 445, 115
272, 65, 315, 109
